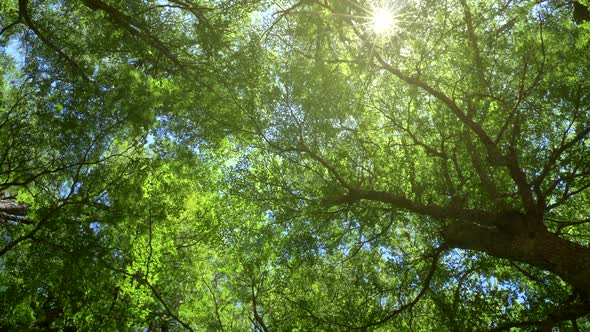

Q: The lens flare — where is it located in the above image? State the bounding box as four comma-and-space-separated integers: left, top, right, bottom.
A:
372, 7, 394, 34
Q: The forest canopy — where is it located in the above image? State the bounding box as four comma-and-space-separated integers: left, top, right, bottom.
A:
1, 0, 590, 330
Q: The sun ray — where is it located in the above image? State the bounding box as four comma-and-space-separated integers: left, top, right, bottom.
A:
372, 6, 395, 34
345, 0, 406, 40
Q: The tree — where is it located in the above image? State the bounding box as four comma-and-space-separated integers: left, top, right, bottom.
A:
1, 0, 589, 330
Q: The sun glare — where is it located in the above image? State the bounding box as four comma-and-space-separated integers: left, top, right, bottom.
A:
372, 7, 395, 34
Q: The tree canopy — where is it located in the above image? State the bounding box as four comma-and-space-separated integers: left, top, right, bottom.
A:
1, 0, 590, 330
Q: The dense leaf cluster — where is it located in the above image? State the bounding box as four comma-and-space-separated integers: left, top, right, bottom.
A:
1, 0, 589, 330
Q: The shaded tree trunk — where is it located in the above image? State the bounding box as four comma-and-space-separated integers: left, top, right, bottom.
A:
444, 213, 590, 300
0, 199, 28, 216
0, 199, 30, 224
574, 1, 590, 24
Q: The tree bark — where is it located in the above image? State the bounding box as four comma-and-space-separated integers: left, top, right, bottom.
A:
574, 1, 590, 24
0, 199, 28, 216
0, 199, 30, 224
444, 213, 590, 300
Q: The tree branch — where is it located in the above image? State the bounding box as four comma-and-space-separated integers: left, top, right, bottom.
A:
81, 0, 184, 69
356, 248, 443, 329
0, 204, 59, 257
18, 0, 88, 79
0, 18, 22, 37
0, 217, 45, 256
488, 301, 590, 332
535, 126, 590, 200
251, 284, 269, 332
374, 53, 537, 215
144, 279, 194, 332
326, 188, 496, 226
98, 258, 194, 331
459, 0, 488, 90
167, 0, 211, 26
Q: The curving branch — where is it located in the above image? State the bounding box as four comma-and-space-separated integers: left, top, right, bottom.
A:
0, 217, 46, 256
295, 142, 354, 191
314, 0, 537, 215
458, 0, 488, 90
374, 54, 537, 215
81, 0, 184, 69
98, 258, 194, 331
0, 204, 60, 257
274, 1, 537, 213
251, 284, 269, 332
535, 126, 590, 202
203, 277, 225, 332
547, 179, 590, 211
488, 301, 590, 332
464, 129, 502, 205
547, 217, 590, 235
0, 18, 22, 37
167, 0, 211, 26
327, 188, 496, 225
260, 0, 306, 40
18, 0, 88, 79
144, 279, 194, 332
355, 248, 443, 329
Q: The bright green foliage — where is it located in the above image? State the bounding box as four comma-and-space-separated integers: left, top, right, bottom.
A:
1, 0, 590, 331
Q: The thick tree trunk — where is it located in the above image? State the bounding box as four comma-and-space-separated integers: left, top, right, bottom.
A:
444, 213, 590, 300
574, 1, 590, 24
0, 199, 30, 224
0, 199, 28, 216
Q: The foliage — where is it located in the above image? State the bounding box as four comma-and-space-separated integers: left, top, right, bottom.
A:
1, 0, 590, 330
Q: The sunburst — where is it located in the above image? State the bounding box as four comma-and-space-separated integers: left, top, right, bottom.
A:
371, 4, 396, 35
348, 0, 404, 38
